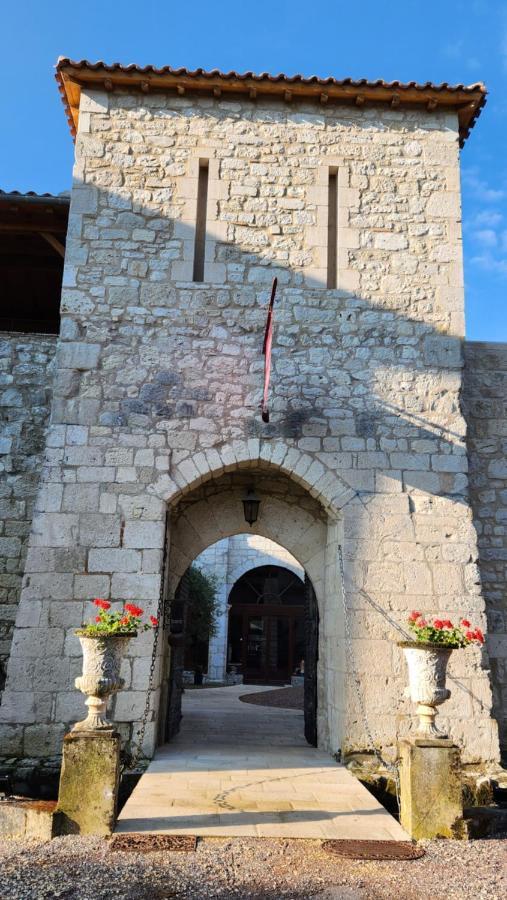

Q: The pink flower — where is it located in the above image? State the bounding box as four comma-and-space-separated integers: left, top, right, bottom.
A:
418, 619, 428, 627
409, 611, 422, 622
442, 620, 453, 629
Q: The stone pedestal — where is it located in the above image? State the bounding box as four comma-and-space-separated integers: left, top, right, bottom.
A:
55, 731, 120, 836
399, 738, 465, 840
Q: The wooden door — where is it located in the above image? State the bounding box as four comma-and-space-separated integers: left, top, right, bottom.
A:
304, 575, 319, 746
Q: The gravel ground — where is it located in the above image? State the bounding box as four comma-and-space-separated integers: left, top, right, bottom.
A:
239, 687, 304, 710
0, 834, 505, 899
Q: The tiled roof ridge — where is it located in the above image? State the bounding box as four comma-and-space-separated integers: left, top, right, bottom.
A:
55, 57, 487, 146
0, 189, 70, 202
56, 57, 485, 93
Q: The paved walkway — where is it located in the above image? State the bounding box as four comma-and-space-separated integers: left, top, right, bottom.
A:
116, 685, 409, 840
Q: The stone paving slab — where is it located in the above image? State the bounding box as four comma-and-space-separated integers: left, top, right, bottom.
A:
117, 685, 409, 840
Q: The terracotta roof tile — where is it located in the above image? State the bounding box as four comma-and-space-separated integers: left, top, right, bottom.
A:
56, 57, 487, 146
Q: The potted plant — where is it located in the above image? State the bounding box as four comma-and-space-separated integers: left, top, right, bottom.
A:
73, 599, 158, 732
399, 612, 485, 739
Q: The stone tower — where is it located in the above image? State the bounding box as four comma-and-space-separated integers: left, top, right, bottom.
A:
0, 60, 499, 771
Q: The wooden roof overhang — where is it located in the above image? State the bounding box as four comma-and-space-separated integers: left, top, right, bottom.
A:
55, 58, 487, 148
0, 191, 70, 257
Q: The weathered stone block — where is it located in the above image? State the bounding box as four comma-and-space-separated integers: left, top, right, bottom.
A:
58, 342, 101, 371
55, 731, 120, 835
399, 738, 465, 840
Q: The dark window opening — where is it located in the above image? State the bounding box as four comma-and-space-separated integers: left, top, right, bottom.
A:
192, 160, 209, 283
327, 168, 338, 289
0, 193, 69, 334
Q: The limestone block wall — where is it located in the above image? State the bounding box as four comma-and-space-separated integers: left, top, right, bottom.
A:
0, 86, 500, 767
464, 341, 507, 756
0, 333, 56, 694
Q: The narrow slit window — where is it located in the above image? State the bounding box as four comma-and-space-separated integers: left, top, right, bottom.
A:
193, 159, 209, 282
327, 168, 338, 289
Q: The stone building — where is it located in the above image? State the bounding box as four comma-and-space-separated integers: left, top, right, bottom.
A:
191, 534, 304, 682
1, 59, 506, 775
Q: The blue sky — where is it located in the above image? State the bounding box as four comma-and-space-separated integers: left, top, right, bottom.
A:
1, 0, 505, 339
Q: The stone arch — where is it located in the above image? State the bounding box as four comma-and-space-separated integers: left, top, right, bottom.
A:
192, 537, 304, 685
149, 437, 356, 521
226, 552, 304, 592
159, 456, 344, 754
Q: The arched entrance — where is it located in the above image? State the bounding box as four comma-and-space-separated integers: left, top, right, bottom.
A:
159, 461, 339, 754
227, 565, 306, 684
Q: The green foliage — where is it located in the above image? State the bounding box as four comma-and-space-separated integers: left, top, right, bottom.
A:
185, 565, 219, 647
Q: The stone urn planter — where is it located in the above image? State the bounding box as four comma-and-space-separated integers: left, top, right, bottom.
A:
398, 641, 452, 738
72, 632, 134, 732
72, 597, 158, 732
400, 612, 485, 739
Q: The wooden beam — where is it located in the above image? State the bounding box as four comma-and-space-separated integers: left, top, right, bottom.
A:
61, 65, 484, 109
0, 221, 67, 234
39, 232, 66, 257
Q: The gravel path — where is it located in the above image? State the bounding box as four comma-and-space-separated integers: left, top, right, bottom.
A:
0, 834, 505, 899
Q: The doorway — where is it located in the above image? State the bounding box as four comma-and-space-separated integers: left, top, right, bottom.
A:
227, 565, 305, 684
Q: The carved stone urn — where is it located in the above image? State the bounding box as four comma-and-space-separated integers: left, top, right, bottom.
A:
72, 632, 134, 732
399, 641, 453, 738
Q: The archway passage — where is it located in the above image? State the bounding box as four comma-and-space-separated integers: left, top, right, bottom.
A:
117, 462, 408, 840
164, 553, 319, 748
228, 565, 305, 685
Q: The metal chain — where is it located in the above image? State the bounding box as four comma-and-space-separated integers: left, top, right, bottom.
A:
338, 543, 401, 808
126, 533, 169, 771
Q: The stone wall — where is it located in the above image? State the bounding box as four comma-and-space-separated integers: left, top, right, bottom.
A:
0, 333, 57, 693
463, 341, 507, 757
0, 87, 500, 767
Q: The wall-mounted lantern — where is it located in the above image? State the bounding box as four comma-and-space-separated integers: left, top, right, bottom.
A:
242, 487, 260, 527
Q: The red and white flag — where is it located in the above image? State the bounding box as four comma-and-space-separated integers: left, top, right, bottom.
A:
261, 277, 277, 423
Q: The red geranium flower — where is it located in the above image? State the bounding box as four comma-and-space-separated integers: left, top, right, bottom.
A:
461, 619, 471, 628
443, 620, 453, 629
93, 598, 111, 610
125, 603, 143, 617
465, 630, 474, 641
418, 619, 427, 627
475, 628, 485, 644
120, 616, 130, 626
409, 611, 422, 621
95, 615, 101, 622
433, 619, 444, 629
150, 616, 159, 627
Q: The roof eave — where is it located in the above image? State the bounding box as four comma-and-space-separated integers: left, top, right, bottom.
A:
55, 58, 487, 147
